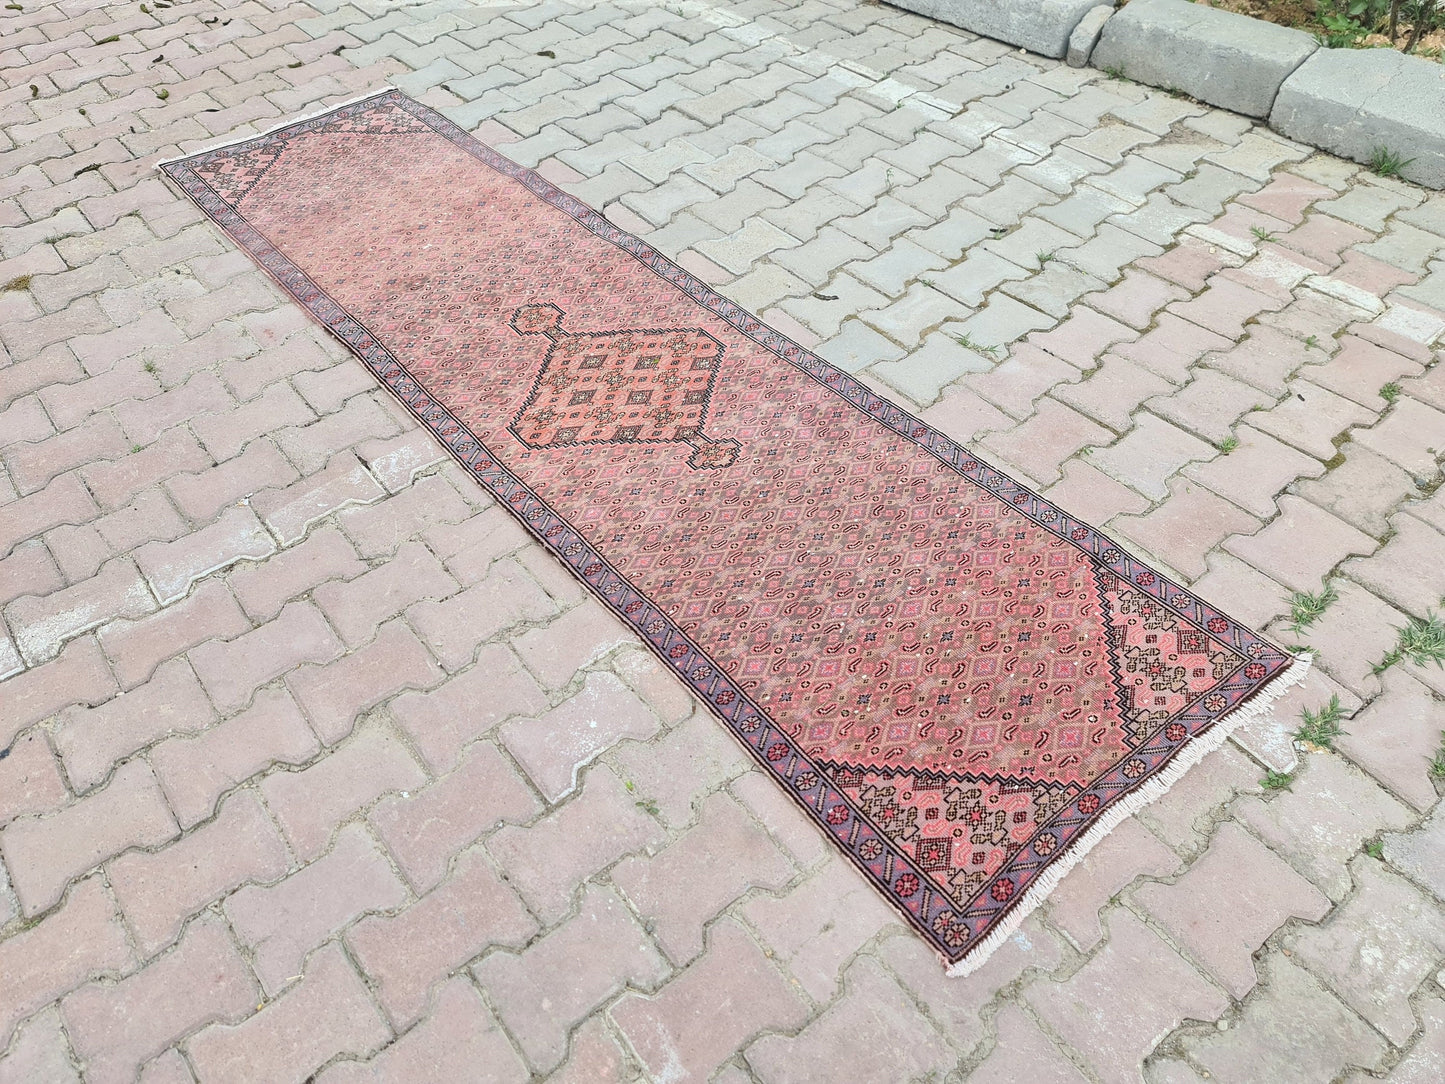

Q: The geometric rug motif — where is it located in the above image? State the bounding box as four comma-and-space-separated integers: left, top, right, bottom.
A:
160, 90, 1297, 972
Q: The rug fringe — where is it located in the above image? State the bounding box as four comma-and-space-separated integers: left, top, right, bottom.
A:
153, 86, 399, 170
944, 651, 1313, 978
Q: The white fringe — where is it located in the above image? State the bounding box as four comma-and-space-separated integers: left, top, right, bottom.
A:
945, 651, 1314, 978
153, 87, 398, 170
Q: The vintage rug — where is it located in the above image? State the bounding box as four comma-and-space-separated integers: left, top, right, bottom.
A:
160, 90, 1304, 974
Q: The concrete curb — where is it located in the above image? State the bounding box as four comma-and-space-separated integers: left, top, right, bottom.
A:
1090, 0, 1316, 118
885, 0, 1445, 189
1271, 47, 1445, 189
1067, 5, 1113, 69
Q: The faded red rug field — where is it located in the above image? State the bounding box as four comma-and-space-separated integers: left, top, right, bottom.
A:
161, 90, 1304, 974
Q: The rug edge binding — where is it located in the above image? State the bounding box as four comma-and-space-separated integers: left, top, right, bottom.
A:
944, 650, 1314, 978
152, 86, 401, 170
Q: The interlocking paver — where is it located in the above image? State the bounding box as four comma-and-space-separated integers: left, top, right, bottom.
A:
262, 723, 426, 861
1223, 495, 1378, 595
369, 740, 540, 894
285, 619, 444, 745
747, 957, 954, 1082
1113, 479, 1261, 581
189, 600, 342, 714
1289, 859, 1445, 1045
1184, 426, 1323, 519
612, 918, 809, 1084
0, 730, 68, 829
1089, 414, 1216, 501
1236, 751, 1414, 901
1337, 668, 1445, 812
499, 671, 659, 801
0, 877, 132, 1051
1179, 955, 1387, 1082
52, 655, 213, 794
970, 1003, 1087, 1083
1028, 909, 1227, 1084
186, 942, 390, 1084
1382, 802, 1445, 903
980, 398, 1108, 485
1045, 816, 1179, 953
1135, 821, 1329, 999
61, 915, 257, 1084
347, 848, 537, 1029
613, 792, 793, 965
315, 977, 528, 1084
474, 884, 667, 1073
0, 1008, 79, 1084
225, 823, 407, 997
2, 758, 178, 918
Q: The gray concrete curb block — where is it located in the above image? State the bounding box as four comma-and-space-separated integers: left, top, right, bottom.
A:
1067, 4, 1113, 69
1090, 0, 1316, 118
1271, 48, 1445, 190
885, 0, 1105, 60
888, 0, 1445, 189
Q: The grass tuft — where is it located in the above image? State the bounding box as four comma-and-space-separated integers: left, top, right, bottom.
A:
1373, 607, 1445, 673
1217, 435, 1240, 455
1261, 770, 1294, 791
1379, 381, 1402, 404
1250, 225, 1279, 243
1296, 694, 1347, 750
1368, 145, 1415, 178
953, 333, 1000, 358
1429, 732, 1445, 780
1287, 583, 1338, 634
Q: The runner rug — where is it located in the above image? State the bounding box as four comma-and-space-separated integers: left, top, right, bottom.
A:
160, 89, 1305, 975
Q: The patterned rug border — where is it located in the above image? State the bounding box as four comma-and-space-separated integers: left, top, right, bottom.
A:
158, 89, 1307, 973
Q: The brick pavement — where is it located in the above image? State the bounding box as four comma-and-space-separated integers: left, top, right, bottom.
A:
2, 0, 1444, 1080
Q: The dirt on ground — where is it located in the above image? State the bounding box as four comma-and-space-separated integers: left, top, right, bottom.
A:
1196, 0, 1445, 55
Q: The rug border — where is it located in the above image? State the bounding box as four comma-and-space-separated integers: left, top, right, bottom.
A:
156, 89, 1305, 972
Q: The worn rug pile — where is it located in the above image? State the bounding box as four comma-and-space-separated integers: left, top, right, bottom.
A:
161, 90, 1302, 974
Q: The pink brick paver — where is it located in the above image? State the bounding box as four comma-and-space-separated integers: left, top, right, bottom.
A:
3, 0, 1444, 1079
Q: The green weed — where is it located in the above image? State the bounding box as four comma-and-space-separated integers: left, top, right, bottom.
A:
953, 333, 999, 358
1374, 607, 1445, 673
1261, 770, 1294, 791
1296, 694, 1347, 750
1429, 733, 1445, 780
1288, 583, 1338, 634
1368, 145, 1415, 178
